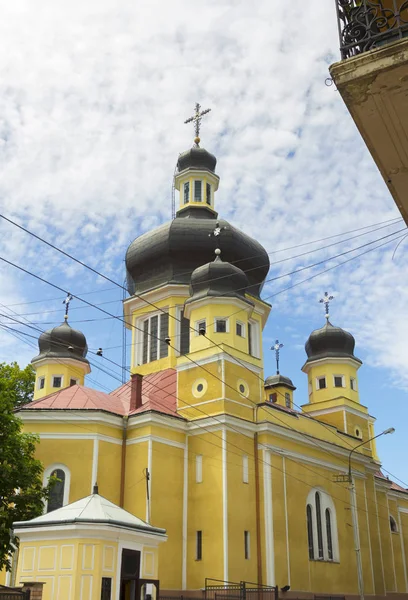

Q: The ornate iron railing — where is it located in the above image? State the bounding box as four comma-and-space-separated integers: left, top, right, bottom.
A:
335, 0, 408, 58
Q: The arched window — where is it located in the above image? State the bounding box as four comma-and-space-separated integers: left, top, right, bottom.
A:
306, 504, 314, 559
43, 464, 70, 513
306, 488, 339, 562
390, 515, 398, 533
325, 509, 333, 559
315, 492, 324, 559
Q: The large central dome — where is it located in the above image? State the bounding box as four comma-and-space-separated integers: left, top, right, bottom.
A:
125, 144, 270, 298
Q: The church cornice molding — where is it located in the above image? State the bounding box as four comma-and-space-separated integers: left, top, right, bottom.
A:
123, 284, 189, 321
35, 432, 122, 445
127, 411, 187, 433
176, 351, 263, 375
302, 355, 362, 374
301, 404, 372, 420
18, 410, 123, 428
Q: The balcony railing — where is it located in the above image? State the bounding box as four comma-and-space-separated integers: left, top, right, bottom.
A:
335, 0, 408, 58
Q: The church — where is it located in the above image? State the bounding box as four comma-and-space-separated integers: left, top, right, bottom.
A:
5, 111, 408, 600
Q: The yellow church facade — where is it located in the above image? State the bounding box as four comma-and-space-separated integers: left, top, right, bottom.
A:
7, 129, 408, 600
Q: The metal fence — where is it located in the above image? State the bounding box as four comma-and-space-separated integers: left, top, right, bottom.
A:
334, 0, 408, 59
0, 586, 30, 600
205, 579, 278, 600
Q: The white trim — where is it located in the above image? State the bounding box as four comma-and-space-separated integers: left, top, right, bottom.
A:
195, 318, 207, 336
196, 454, 203, 483
221, 358, 226, 401
127, 411, 187, 433
333, 374, 346, 388
248, 319, 260, 359
80, 575, 93, 600
16, 524, 166, 544
31, 356, 91, 374
303, 404, 370, 419
302, 356, 362, 373
214, 317, 230, 334
59, 544, 74, 570
363, 481, 375, 592
81, 544, 95, 570
350, 377, 358, 391
38, 545, 57, 570
126, 435, 185, 449
19, 411, 123, 428
343, 411, 348, 434
57, 575, 72, 600
350, 482, 364, 596
386, 496, 397, 591
37, 432, 122, 445
263, 449, 274, 586
52, 374, 64, 389
283, 457, 291, 585
306, 488, 340, 562
222, 428, 228, 581
147, 438, 152, 523
178, 397, 251, 412
103, 545, 115, 573
265, 443, 353, 476
315, 375, 327, 391
398, 510, 408, 592
177, 351, 262, 374
242, 455, 249, 484
37, 376, 45, 390
43, 463, 71, 510
182, 438, 188, 589
91, 438, 99, 493
236, 320, 246, 338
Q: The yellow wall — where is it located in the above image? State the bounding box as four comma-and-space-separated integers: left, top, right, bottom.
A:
33, 362, 87, 401
305, 361, 360, 405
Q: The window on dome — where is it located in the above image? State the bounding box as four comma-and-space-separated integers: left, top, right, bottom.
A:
53, 376, 62, 388
206, 183, 211, 205
194, 180, 202, 202
184, 182, 190, 204
269, 393, 277, 403
350, 377, 357, 391
285, 392, 291, 408
196, 320, 206, 336
317, 376, 326, 390
69, 378, 79, 387
38, 376, 45, 390
334, 375, 345, 388
236, 321, 245, 337
141, 313, 169, 364
215, 318, 228, 333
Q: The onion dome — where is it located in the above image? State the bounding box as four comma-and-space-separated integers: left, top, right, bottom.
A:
126, 216, 269, 298
32, 320, 89, 365
305, 320, 361, 365
185, 249, 253, 305
177, 146, 217, 173
264, 374, 296, 390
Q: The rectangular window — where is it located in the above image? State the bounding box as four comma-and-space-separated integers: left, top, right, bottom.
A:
350, 377, 357, 391
69, 378, 78, 387
141, 313, 169, 364
53, 376, 62, 388
184, 181, 190, 204
101, 577, 112, 600
196, 531, 202, 560
215, 318, 227, 333
248, 320, 259, 357
206, 182, 211, 205
269, 392, 277, 403
38, 376, 45, 390
196, 320, 206, 335
194, 180, 202, 201
334, 375, 344, 388
244, 531, 250, 560
236, 321, 245, 337
179, 309, 190, 355
285, 392, 291, 408
242, 455, 249, 484
317, 376, 326, 390
196, 455, 203, 483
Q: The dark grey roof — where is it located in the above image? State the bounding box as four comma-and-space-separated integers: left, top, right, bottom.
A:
305, 320, 361, 365
31, 320, 89, 365
185, 254, 254, 305
125, 214, 270, 298
264, 374, 296, 390
177, 147, 217, 173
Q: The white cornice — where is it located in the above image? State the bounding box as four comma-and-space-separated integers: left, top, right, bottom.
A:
302, 404, 370, 420
31, 356, 91, 374
37, 432, 122, 445
176, 351, 262, 374
18, 410, 123, 428
302, 356, 362, 374
123, 285, 189, 322
127, 411, 187, 432
183, 296, 254, 320
14, 523, 167, 544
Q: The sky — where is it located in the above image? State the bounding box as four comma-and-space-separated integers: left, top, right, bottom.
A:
0, 0, 407, 484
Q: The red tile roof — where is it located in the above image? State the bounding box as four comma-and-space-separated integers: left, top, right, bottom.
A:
21, 369, 179, 419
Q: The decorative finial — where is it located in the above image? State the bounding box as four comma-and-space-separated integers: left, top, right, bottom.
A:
272, 339, 284, 375
209, 221, 227, 253
319, 291, 334, 320
214, 248, 222, 262
184, 103, 211, 147
62, 293, 73, 320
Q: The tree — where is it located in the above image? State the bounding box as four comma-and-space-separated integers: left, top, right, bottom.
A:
0, 362, 35, 407
0, 381, 51, 571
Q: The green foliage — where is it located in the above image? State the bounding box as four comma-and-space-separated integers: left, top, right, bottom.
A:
0, 382, 50, 571
0, 362, 35, 407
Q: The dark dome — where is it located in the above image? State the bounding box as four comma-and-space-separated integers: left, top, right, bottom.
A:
125, 212, 270, 298
265, 374, 296, 390
305, 320, 361, 364
177, 147, 217, 173
186, 253, 253, 305
32, 320, 89, 365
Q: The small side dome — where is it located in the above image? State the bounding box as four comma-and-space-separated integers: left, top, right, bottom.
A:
186, 252, 253, 305
265, 374, 296, 390
305, 320, 361, 364
32, 321, 89, 365
177, 147, 217, 173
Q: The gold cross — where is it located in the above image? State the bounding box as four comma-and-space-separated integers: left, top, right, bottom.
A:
184, 103, 211, 146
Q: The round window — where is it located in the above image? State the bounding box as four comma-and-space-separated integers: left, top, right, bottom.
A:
239, 384, 245, 394
237, 380, 249, 397
192, 379, 207, 398
355, 428, 361, 438
197, 383, 204, 392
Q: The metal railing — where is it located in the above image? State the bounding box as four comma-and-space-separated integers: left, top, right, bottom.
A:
335, 0, 408, 58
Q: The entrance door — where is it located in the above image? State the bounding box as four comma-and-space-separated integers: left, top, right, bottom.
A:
119, 549, 141, 600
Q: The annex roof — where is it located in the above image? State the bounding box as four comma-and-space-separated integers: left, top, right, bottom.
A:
20, 368, 179, 418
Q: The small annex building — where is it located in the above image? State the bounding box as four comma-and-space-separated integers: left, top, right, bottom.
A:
13, 486, 166, 600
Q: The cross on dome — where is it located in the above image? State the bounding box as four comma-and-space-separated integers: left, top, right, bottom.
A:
319, 291, 334, 320
209, 221, 227, 256
272, 339, 284, 374
184, 103, 211, 147
62, 293, 73, 320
